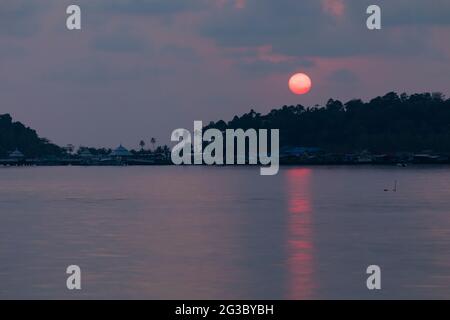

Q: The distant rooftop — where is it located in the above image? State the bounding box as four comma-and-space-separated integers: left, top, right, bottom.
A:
9, 149, 24, 159
79, 149, 93, 158
111, 145, 132, 157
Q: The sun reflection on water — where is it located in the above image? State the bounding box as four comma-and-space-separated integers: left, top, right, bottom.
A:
286, 168, 316, 299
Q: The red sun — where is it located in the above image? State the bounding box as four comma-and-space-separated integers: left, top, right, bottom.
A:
289, 73, 312, 95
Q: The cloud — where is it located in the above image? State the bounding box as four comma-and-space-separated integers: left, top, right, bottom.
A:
0, 0, 45, 37
0, 45, 26, 59
1, 0, 449, 148
200, 0, 450, 60
93, 31, 148, 53
159, 44, 201, 63
235, 0, 246, 10
236, 58, 314, 76
44, 57, 168, 85
92, 0, 204, 15
225, 45, 315, 76
380, 0, 450, 26
215, 0, 246, 10
321, 0, 345, 19
328, 69, 358, 84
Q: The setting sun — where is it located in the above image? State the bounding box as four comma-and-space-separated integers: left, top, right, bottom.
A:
289, 73, 312, 95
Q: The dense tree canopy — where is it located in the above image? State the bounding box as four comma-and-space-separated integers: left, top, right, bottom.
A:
206, 92, 450, 153
0, 114, 63, 157
2, 92, 450, 159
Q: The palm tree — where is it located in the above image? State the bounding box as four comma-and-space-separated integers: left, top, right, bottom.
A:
139, 140, 146, 151
151, 137, 156, 151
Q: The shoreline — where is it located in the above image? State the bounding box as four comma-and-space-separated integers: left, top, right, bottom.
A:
2, 160, 450, 167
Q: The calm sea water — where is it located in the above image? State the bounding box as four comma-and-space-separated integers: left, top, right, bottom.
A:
1, 166, 450, 299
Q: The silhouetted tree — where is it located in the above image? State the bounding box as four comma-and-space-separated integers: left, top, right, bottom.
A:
139, 140, 146, 151
150, 137, 156, 151
0, 114, 63, 158
205, 92, 450, 153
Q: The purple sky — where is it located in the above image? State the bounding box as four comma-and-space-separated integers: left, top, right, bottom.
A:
1, 0, 450, 149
